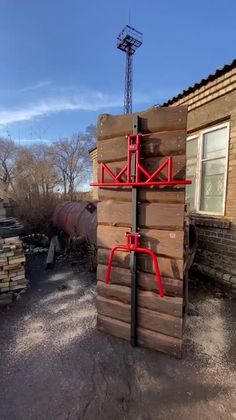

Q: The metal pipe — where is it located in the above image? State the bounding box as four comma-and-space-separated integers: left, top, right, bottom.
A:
130, 115, 139, 347
91, 180, 191, 187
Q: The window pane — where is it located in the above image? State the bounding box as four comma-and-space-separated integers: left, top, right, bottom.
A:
203, 127, 228, 160
187, 138, 198, 158
186, 138, 198, 210
200, 159, 226, 213
187, 157, 197, 176
186, 178, 196, 211
202, 158, 226, 176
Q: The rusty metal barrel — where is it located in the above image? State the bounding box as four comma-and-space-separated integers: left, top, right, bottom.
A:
53, 201, 97, 244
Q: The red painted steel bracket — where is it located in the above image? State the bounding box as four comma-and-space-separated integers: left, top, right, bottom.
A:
105, 233, 164, 297
91, 133, 191, 187
91, 133, 192, 300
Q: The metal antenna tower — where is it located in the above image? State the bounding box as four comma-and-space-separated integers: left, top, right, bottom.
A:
117, 25, 143, 114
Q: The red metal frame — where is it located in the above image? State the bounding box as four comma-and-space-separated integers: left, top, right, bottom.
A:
91, 133, 191, 187
91, 133, 192, 300
105, 233, 164, 297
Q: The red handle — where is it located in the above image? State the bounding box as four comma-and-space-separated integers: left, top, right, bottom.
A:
105, 242, 164, 297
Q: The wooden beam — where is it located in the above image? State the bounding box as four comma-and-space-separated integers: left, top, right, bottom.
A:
97, 248, 184, 280
98, 201, 185, 230
99, 155, 186, 183
98, 188, 185, 204
98, 130, 186, 163
97, 296, 183, 338
97, 106, 188, 140
97, 225, 184, 259
97, 264, 183, 297
97, 314, 182, 358
97, 281, 183, 317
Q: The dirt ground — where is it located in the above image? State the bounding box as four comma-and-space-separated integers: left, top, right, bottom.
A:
0, 256, 235, 420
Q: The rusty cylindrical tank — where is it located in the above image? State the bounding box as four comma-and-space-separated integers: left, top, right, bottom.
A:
53, 201, 97, 244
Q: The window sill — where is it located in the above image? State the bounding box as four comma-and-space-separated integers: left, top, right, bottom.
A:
190, 213, 231, 229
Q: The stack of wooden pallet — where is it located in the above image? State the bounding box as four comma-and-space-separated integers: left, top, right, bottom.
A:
96, 106, 188, 358
0, 236, 27, 293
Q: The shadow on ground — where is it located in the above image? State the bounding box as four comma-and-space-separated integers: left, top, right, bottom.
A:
0, 256, 235, 420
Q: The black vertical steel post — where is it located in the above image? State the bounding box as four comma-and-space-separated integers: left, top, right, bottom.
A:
130, 115, 139, 346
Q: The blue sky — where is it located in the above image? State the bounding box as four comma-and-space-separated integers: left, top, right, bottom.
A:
0, 0, 235, 144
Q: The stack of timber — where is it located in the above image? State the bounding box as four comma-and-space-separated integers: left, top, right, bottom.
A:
96, 106, 188, 358
0, 236, 27, 294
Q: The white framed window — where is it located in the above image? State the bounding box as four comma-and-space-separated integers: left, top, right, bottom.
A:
186, 122, 230, 215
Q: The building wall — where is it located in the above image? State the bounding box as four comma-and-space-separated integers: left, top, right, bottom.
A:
169, 67, 236, 111
170, 68, 236, 290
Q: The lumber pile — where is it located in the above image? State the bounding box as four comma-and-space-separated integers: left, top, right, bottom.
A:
96, 106, 188, 358
0, 236, 27, 294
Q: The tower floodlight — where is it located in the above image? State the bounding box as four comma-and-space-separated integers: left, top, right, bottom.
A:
117, 25, 143, 114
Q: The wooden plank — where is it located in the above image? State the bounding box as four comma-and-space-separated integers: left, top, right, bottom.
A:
46, 239, 55, 268
97, 264, 183, 297
98, 130, 186, 163
98, 201, 185, 230
97, 225, 184, 259
8, 257, 25, 265
97, 296, 183, 338
97, 281, 183, 317
98, 188, 185, 203
139, 271, 183, 297
97, 106, 188, 140
4, 237, 20, 244
3, 263, 23, 271
97, 315, 182, 358
99, 155, 186, 183
97, 248, 184, 279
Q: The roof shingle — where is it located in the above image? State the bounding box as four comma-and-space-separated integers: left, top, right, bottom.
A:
162, 59, 236, 106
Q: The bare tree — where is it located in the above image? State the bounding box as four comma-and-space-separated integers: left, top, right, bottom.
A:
0, 124, 96, 229
15, 144, 59, 200
84, 124, 96, 145
13, 144, 60, 230
31, 144, 59, 196
0, 138, 17, 194
51, 125, 96, 199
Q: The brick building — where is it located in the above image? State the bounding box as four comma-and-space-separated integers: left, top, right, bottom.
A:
162, 59, 236, 289
90, 59, 236, 289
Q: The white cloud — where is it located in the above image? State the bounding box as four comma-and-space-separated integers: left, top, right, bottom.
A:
0, 94, 119, 125
17, 81, 51, 93
0, 81, 51, 95
0, 87, 178, 127
0, 91, 137, 126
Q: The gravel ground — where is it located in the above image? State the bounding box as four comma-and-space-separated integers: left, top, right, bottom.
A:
0, 256, 235, 420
